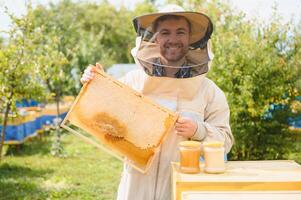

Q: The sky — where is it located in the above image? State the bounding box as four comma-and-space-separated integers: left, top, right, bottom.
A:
0, 0, 300, 33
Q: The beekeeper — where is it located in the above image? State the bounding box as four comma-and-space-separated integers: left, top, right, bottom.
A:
81, 4, 234, 200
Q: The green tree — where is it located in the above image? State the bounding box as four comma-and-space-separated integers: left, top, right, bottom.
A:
31, 0, 155, 92
212, 9, 300, 160
0, 5, 44, 160
30, 2, 79, 156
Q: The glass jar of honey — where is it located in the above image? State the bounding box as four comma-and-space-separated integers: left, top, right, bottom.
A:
179, 141, 201, 174
203, 141, 225, 174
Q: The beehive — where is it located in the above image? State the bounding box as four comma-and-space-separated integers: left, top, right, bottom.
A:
61, 70, 177, 173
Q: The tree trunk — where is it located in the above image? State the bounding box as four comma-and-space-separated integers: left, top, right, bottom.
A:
0, 92, 13, 162
56, 95, 60, 119
55, 93, 61, 130
52, 93, 63, 157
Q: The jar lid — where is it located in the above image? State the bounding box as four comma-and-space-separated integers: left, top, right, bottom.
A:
179, 141, 201, 148
203, 141, 224, 148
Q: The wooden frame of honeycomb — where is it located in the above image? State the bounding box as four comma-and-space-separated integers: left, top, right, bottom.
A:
61, 70, 177, 173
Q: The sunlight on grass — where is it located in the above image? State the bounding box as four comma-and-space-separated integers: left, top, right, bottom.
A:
0, 132, 123, 200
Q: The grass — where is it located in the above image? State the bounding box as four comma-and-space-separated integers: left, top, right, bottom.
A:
0, 131, 123, 200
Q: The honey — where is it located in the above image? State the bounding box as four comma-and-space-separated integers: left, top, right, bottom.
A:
203, 141, 225, 174
179, 141, 201, 174
90, 112, 127, 138
79, 116, 155, 166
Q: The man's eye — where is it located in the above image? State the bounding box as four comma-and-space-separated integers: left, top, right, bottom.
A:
160, 32, 169, 35
177, 31, 185, 35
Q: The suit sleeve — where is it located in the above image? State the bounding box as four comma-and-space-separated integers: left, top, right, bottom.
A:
191, 85, 234, 153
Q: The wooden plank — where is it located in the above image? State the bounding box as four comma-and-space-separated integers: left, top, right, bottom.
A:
182, 191, 301, 200
176, 181, 301, 191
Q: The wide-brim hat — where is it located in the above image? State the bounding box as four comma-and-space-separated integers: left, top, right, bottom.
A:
133, 6, 213, 48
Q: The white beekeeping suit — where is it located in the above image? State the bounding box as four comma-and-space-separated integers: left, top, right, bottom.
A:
117, 4, 234, 200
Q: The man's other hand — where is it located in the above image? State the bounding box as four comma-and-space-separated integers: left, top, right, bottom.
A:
175, 117, 197, 138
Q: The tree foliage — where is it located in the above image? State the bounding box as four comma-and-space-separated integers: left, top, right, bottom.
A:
30, 0, 155, 94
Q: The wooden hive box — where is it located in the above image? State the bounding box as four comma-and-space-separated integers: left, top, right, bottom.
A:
171, 160, 301, 200
61, 70, 177, 173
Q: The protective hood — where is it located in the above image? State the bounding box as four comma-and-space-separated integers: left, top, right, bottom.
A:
132, 5, 214, 78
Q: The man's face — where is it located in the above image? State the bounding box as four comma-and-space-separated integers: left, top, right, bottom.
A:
155, 18, 190, 63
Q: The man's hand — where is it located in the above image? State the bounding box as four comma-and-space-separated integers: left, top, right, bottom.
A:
175, 117, 197, 138
80, 63, 103, 84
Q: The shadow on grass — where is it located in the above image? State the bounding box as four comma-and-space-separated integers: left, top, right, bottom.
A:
0, 163, 53, 179
0, 181, 49, 200
0, 164, 54, 199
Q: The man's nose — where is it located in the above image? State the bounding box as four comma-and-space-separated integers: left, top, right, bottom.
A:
167, 33, 180, 43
